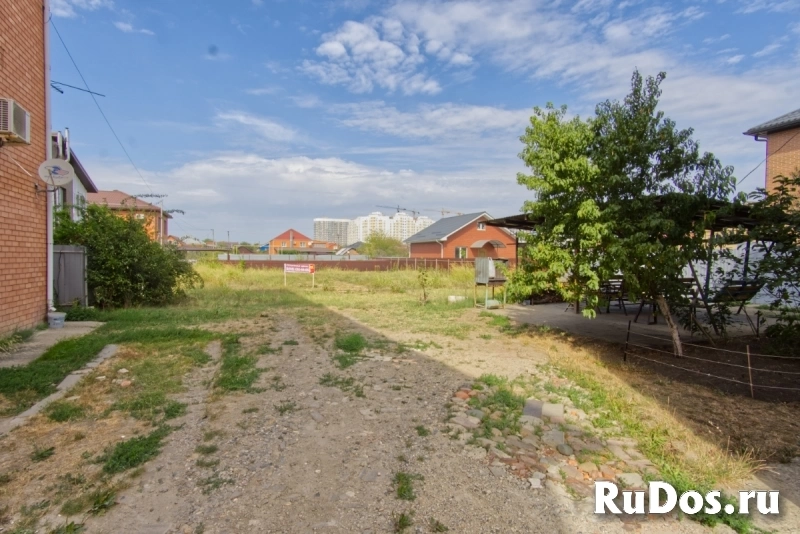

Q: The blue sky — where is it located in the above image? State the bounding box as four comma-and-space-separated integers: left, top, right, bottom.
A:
50, 0, 799, 243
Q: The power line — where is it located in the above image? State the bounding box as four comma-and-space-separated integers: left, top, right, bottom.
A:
50, 20, 154, 195
737, 130, 800, 186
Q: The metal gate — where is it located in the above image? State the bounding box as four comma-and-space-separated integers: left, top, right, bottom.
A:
53, 245, 88, 306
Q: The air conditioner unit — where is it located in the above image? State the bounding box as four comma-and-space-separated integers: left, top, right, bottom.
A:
0, 98, 31, 144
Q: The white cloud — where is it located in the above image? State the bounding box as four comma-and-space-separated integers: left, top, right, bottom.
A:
703, 33, 730, 44
245, 86, 281, 96
300, 18, 444, 95
215, 111, 298, 142
736, 0, 800, 13
334, 101, 528, 139
113, 21, 154, 35
51, 0, 112, 18
753, 42, 783, 57
725, 54, 745, 64
289, 95, 323, 108
84, 154, 523, 242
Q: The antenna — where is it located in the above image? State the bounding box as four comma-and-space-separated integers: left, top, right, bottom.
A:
422, 208, 463, 217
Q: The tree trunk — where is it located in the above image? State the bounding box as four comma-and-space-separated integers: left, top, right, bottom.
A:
655, 294, 683, 357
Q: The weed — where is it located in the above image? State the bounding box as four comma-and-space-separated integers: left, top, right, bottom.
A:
73, 432, 86, 441
429, 518, 449, 532
88, 489, 116, 515
275, 400, 297, 415
282, 339, 299, 346
31, 444, 55, 462
319, 373, 365, 397
269, 376, 287, 391
183, 346, 211, 366
396, 454, 408, 463
257, 343, 280, 354
476, 374, 507, 387
332, 352, 363, 369
0, 328, 35, 353
0, 473, 10, 485
195, 444, 218, 455
392, 510, 413, 533
215, 337, 264, 392
414, 425, 430, 437
479, 334, 492, 340
242, 407, 258, 414
334, 333, 367, 353
163, 400, 187, 420
102, 426, 170, 474
391, 385, 402, 391
203, 430, 224, 441
196, 458, 220, 468
48, 520, 86, 533
45, 401, 86, 422
392, 472, 423, 501
198, 473, 233, 495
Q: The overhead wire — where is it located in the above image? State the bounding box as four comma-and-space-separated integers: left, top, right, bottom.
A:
737, 130, 800, 186
50, 19, 154, 195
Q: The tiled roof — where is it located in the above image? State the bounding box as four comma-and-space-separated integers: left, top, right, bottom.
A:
269, 229, 313, 243
744, 108, 800, 136
87, 190, 160, 211
404, 212, 487, 244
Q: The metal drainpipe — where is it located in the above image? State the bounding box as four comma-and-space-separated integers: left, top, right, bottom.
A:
438, 240, 444, 259
44, 0, 55, 312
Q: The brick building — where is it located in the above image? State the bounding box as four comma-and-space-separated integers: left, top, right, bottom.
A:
266, 229, 337, 255
405, 213, 517, 259
0, 0, 49, 335
744, 108, 800, 192
87, 190, 171, 243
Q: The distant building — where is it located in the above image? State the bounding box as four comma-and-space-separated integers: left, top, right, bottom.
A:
313, 218, 351, 247
405, 212, 516, 259
346, 212, 434, 244
267, 229, 337, 255
87, 190, 171, 243
744, 108, 800, 192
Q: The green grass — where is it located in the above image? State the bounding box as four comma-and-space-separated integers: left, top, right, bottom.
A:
275, 400, 297, 415
392, 472, 423, 501
45, 401, 86, 423
101, 425, 170, 474
196, 458, 220, 468
429, 518, 449, 532
319, 373, 365, 397
392, 511, 413, 533
334, 332, 367, 353
282, 339, 299, 346
332, 352, 364, 369
215, 338, 264, 392
113, 392, 186, 423
31, 445, 55, 462
0, 328, 37, 353
197, 473, 233, 495
195, 444, 218, 455
414, 425, 430, 437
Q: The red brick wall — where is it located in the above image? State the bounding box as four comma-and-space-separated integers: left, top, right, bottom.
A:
409, 216, 517, 260
766, 128, 800, 192
0, 0, 48, 335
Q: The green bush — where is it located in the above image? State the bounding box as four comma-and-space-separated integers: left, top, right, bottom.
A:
54, 204, 202, 308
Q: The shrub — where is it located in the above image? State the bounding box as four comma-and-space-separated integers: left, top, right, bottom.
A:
54, 204, 202, 308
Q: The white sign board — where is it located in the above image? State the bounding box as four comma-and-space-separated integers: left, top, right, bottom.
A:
284, 263, 316, 287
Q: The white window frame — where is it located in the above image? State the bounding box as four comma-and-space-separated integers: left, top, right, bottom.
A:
477, 222, 486, 231
455, 247, 468, 259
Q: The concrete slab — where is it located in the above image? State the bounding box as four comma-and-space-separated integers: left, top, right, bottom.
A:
499, 303, 766, 347
0, 321, 103, 369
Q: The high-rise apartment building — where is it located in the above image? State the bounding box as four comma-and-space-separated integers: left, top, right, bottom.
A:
346, 212, 434, 244
313, 218, 351, 247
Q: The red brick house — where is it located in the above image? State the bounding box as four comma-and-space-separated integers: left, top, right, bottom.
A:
0, 0, 49, 335
87, 190, 171, 244
405, 212, 517, 259
744, 108, 800, 192
267, 229, 337, 255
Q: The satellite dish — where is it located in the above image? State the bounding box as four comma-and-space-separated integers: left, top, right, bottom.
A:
38, 158, 75, 187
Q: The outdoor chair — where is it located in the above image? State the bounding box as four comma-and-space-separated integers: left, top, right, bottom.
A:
599, 276, 627, 315
690, 280, 765, 335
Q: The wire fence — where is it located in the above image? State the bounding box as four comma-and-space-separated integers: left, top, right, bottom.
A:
621, 320, 800, 399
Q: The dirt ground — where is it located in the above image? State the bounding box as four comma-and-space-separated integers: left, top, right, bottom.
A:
0, 300, 796, 533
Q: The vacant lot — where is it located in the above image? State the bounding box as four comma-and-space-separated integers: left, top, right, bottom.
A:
0, 263, 796, 533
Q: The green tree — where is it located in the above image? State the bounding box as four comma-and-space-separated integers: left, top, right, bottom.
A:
361, 232, 408, 258
513, 103, 609, 314
590, 71, 735, 355
746, 172, 800, 345
513, 70, 736, 356
54, 204, 202, 308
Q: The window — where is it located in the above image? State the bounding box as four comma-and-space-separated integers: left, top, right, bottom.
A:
134, 213, 145, 220
299, 242, 306, 247
477, 222, 486, 231
455, 247, 468, 259
281, 241, 286, 247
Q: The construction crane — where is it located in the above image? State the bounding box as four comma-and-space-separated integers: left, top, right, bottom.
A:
375, 205, 420, 218
422, 208, 464, 217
